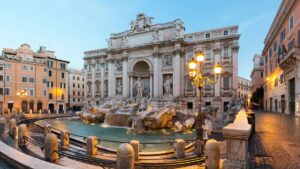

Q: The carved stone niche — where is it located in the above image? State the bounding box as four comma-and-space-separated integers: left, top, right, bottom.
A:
163, 54, 173, 67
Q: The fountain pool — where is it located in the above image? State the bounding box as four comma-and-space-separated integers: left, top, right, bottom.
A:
37, 119, 195, 152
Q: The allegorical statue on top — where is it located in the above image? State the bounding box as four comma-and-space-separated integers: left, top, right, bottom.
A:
131, 13, 153, 32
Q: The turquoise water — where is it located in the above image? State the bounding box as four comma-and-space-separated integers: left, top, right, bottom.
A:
44, 119, 195, 152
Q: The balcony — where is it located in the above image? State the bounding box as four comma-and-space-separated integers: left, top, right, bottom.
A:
279, 44, 300, 69
104, 91, 108, 97
221, 88, 233, 97
204, 59, 214, 66
203, 88, 214, 97
184, 89, 195, 97
221, 56, 232, 65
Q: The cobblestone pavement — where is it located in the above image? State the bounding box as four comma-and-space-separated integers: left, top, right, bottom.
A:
250, 111, 300, 169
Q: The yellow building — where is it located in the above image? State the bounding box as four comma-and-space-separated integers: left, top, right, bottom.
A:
1, 44, 69, 114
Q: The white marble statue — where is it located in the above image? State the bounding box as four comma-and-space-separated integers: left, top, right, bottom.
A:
163, 75, 172, 95
131, 13, 153, 32
106, 39, 111, 48
115, 61, 122, 71
153, 29, 159, 42
175, 24, 182, 38
121, 35, 127, 47
164, 55, 172, 66
134, 77, 144, 97
116, 79, 122, 95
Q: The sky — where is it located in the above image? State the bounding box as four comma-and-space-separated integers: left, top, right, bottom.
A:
0, 0, 282, 79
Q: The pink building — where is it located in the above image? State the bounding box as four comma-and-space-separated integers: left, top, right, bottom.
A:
263, 0, 300, 116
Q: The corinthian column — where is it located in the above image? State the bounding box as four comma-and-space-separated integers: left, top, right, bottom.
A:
100, 62, 105, 98
108, 59, 115, 97
153, 53, 160, 98
122, 56, 129, 97
173, 44, 181, 97
91, 61, 96, 99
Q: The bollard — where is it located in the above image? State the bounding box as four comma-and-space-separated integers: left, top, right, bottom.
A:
39, 109, 42, 114
30, 109, 32, 114
117, 143, 134, 169
45, 133, 59, 162
174, 139, 185, 159
48, 110, 50, 114
205, 139, 220, 169
86, 136, 98, 155
13, 126, 18, 140
60, 130, 70, 146
44, 124, 52, 137
130, 140, 139, 161
18, 124, 28, 146
0, 117, 6, 134
9, 119, 17, 136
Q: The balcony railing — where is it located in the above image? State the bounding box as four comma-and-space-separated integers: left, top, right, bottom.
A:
184, 89, 195, 97
203, 88, 214, 97
278, 43, 299, 66
221, 88, 232, 97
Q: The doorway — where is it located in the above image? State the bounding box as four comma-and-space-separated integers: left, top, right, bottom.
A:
21, 100, 28, 113
37, 101, 43, 112
8, 103, 13, 113
281, 95, 286, 114
29, 101, 34, 113
48, 103, 54, 113
59, 104, 64, 113
223, 102, 229, 112
187, 102, 193, 109
270, 97, 272, 112
289, 78, 295, 115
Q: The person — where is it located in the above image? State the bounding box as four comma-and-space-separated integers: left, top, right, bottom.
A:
134, 77, 144, 97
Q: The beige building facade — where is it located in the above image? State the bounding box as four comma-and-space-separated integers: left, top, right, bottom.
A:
263, 0, 300, 116
0, 60, 4, 114
250, 54, 264, 94
1, 44, 69, 114
84, 14, 240, 113
68, 68, 85, 111
237, 77, 251, 101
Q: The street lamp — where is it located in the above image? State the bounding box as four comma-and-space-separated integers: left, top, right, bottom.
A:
187, 51, 222, 141
17, 89, 27, 97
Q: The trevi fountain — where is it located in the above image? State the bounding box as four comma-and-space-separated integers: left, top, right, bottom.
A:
38, 79, 244, 152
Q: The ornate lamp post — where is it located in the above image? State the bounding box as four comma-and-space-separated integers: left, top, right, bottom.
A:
187, 51, 222, 140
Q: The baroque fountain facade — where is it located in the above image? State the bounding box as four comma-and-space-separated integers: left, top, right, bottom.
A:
69, 13, 242, 151
83, 13, 240, 114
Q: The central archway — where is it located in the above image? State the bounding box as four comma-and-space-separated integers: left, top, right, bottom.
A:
130, 59, 152, 98
132, 61, 150, 72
